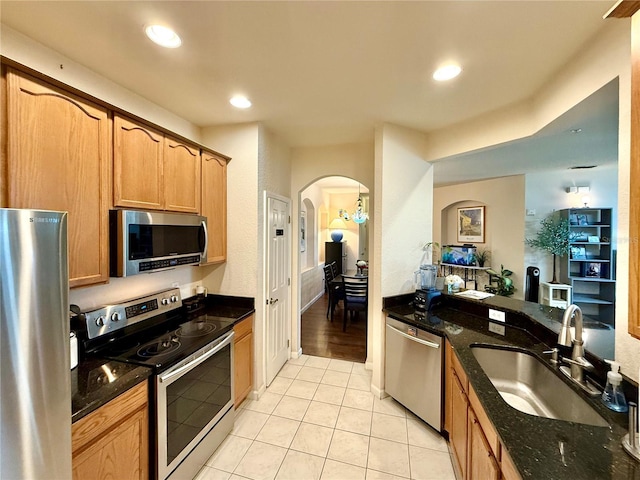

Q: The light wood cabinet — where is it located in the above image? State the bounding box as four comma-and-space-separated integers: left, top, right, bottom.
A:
72, 381, 148, 480
201, 151, 227, 263
164, 136, 200, 213
450, 356, 469, 479
113, 114, 164, 210
114, 114, 201, 213
468, 408, 500, 480
4, 68, 110, 288
445, 341, 521, 480
630, 11, 640, 339
234, 315, 253, 407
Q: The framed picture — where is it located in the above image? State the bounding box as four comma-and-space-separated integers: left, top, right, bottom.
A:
570, 246, 587, 259
300, 211, 306, 253
582, 262, 601, 278
577, 214, 589, 226
587, 235, 600, 243
457, 206, 485, 243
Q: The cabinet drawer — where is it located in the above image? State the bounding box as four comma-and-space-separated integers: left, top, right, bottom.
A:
234, 316, 253, 340
72, 381, 148, 453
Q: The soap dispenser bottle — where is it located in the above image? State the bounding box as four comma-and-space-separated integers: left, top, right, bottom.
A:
602, 360, 628, 412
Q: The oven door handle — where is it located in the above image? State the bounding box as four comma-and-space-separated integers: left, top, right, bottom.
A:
159, 330, 234, 384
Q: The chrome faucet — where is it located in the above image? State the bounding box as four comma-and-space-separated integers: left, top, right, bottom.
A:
557, 304, 600, 395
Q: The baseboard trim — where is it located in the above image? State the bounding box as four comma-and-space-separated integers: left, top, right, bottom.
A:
301, 291, 324, 314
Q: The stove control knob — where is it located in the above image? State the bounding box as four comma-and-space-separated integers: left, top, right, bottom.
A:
161, 298, 170, 306
95, 316, 105, 327
170, 295, 178, 303
111, 312, 120, 322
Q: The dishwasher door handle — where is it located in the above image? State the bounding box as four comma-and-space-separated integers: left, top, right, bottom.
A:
386, 324, 440, 349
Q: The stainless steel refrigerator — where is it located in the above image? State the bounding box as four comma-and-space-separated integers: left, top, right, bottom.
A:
1, 208, 71, 479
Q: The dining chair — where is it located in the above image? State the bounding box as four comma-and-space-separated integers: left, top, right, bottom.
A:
329, 261, 338, 279
342, 275, 368, 332
323, 264, 343, 320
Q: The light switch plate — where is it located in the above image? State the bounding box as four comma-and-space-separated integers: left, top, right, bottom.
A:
489, 309, 506, 322
489, 322, 506, 336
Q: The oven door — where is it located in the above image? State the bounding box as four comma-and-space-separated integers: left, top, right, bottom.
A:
156, 330, 234, 480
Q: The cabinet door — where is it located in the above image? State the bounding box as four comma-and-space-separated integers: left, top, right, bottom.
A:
234, 316, 253, 407
6, 69, 110, 288
113, 114, 164, 210
468, 409, 500, 480
72, 407, 148, 480
201, 151, 227, 263
164, 136, 201, 213
450, 370, 468, 479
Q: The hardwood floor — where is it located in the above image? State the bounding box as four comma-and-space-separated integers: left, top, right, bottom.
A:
300, 293, 367, 363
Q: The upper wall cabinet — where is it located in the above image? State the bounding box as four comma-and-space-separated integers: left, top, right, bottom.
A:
164, 137, 201, 213
113, 115, 164, 210
3, 68, 110, 288
201, 151, 227, 264
114, 114, 200, 213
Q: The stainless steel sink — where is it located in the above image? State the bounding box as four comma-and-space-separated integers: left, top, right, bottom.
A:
471, 346, 608, 427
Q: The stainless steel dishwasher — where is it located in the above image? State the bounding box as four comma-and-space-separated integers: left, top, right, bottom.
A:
385, 316, 443, 432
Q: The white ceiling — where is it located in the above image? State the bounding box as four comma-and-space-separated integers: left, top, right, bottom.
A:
0, 1, 618, 185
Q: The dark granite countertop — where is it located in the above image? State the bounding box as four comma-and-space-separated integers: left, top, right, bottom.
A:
71, 358, 151, 423
383, 292, 639, 479
72, 293, 255, 423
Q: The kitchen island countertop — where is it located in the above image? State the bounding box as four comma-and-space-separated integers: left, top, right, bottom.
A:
384, 292, 639, 479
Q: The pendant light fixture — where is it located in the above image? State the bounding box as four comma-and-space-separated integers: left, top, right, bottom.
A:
352, 184, 368, 224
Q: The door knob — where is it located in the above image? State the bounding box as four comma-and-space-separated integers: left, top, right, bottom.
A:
269, 298, 279, 305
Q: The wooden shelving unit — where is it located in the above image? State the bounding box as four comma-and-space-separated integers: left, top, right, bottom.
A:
559, 208, 615, 326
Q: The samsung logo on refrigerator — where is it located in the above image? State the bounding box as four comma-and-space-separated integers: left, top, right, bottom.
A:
30, 217, 61, 223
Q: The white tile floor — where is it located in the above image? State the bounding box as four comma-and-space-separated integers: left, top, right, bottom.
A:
196, 355, 455, 480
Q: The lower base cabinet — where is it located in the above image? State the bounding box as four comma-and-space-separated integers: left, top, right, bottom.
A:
72, 381, 148, 480
444, 341, 522, 480
234, 315, 254, 407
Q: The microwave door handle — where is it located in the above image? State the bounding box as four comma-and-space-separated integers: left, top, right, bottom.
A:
200, 219, 209, 262
159, 330, 234, 384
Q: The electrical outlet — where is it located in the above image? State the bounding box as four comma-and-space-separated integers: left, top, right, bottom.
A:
526, 209, 536, 216
488, 309, 506, 322
488, 322, 506, 336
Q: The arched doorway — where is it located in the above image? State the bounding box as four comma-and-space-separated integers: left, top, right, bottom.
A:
299, 176, 370, 362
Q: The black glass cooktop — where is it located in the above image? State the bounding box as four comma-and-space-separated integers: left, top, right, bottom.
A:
102, 314, 234, 371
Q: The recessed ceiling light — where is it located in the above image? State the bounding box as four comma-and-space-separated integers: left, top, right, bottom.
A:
570, 128, 583, 134
145, 25, 181, 48
433, 64, 462, 82
230, 96, 252, 109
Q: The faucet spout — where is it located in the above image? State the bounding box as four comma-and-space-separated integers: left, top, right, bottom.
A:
559, 304, 583, 347
557, 304, 598, 395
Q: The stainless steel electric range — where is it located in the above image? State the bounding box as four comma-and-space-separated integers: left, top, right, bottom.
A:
77, 288, 235, 480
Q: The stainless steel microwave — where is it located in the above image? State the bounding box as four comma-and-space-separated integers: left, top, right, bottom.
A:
110, 210, 207, 277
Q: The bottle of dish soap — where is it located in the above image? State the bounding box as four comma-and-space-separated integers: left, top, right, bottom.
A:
602, 360, 628, 412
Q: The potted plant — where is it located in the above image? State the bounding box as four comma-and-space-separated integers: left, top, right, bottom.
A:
526, 212, 575, 284
475, 248, 491, 267
485, 265, 515, 296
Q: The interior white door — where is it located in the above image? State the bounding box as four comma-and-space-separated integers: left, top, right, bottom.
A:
266, 196, 290, 385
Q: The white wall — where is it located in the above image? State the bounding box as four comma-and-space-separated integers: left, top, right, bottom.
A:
434, 175, 525, 299
373, 123, 434, 395
425, 21, 629, 163
524, 165, 618, 289
200, 123, 266, 394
